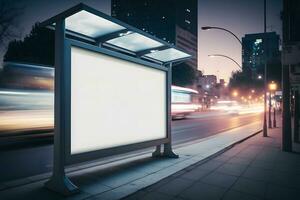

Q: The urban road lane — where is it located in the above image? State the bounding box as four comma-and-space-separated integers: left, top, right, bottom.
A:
0, 111, 263, 183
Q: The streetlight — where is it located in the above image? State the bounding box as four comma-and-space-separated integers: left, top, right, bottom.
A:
269, 81, 277, 128
201, 26, 242, 45
202, 20, 268, 136
208, 54, 242, 70
258, 75, 263, 79
232, 90, 239, 97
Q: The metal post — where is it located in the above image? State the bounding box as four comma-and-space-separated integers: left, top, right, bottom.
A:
162, 63, 178, 158
44, 19, 78, 195
273, 104, 277, 128
269, 93, 272, 128
263, 0, 268, 137
282, 65, 292, 151
294, 90, 299, 142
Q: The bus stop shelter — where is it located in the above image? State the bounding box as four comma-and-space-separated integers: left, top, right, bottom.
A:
41, 3, 192, 195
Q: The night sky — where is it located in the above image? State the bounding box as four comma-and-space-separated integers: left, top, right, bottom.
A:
0, 0, 282, 82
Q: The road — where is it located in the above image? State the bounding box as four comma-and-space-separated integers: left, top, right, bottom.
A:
0, 111, 263, 183
172, 112, 262, 145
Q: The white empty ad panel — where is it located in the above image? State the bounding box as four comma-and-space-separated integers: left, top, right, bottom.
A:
70, 46, 167, 155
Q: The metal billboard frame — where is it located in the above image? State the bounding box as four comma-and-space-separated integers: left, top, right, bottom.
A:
44, 18, 179, 195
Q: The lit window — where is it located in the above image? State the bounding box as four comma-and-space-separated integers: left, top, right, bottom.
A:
185, 20, 191, 24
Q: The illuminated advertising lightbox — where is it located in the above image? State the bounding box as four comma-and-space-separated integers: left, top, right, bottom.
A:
70, 46, 167, 155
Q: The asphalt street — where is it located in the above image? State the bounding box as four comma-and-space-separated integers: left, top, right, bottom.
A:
0, 111, 263, 183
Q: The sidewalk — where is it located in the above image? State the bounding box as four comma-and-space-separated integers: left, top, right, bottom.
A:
124, 123, 300, 200
0, 122, 262, 200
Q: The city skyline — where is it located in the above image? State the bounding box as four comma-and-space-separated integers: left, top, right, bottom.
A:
0, 0, 282, 82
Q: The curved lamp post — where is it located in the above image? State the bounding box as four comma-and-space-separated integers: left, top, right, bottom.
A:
201, 26, 242, 45
203, 21, 268, 137
208, 54, 242, 70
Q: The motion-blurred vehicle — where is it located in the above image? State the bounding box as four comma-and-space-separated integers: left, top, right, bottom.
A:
210, 100, 242, 114
0, 62, 54, 135
171, 86, 201, 119
0, 62, 54, 91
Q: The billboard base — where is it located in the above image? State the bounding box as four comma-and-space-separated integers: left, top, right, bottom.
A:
45, 175, 79, 196
152, 144, 179, 158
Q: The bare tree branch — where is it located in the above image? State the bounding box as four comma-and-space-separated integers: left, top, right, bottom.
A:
0, 1, 24, 46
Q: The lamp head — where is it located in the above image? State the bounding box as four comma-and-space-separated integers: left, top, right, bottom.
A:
201, 26, 212, 30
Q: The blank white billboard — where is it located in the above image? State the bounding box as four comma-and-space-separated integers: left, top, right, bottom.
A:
70, 46, 167, 155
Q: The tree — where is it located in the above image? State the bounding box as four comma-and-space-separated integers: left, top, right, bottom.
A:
0, 1, 23, 46
172, 63, 198, 86
4, 23, 54, 66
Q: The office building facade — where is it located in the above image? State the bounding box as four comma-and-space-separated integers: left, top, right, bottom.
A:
111, 0, 198, 70
242, 32, 281, 78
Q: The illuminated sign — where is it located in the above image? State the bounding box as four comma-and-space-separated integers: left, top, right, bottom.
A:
70, 46, 167, 154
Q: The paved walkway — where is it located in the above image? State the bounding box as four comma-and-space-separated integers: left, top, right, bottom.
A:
0, 122, 262, 200
124, 123, 300, 200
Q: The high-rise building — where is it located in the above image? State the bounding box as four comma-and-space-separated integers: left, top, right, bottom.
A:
282, 0, 300, 84
242, 32, 281, 78
111, 0, 198, 70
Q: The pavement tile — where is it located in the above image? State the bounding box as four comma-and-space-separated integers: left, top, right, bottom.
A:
273, 163, 300, 174
232, 177, 267, 198
200, 172, 238, 189
227, 156, 252, 165
194, 160, 224, 171
90, 183, 139, 200
249, 159, 275, 170
235, 150, 258, 159
180, 168, 211, 181
242, 167, 273, 182
0, 181, 69, 200
142, 175, 175, 192
276, 152, 300, 164
156, 177, 194, 196
179, 182, 226, 200
80, 182, 111, 195
265, 184, 299, 200
216, 163, 248, 177
255, 152, 278, 162
222, 148, 242, 157
212, 155, 232, 162
121, 190, 147, 200
222, 190, 263, 200
269, 171, 300, 189
140, 192, 173, 200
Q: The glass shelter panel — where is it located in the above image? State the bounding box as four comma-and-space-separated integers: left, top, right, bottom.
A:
106, 32, 164, 52
144, 48, 191, 62
65, 10, 126, 38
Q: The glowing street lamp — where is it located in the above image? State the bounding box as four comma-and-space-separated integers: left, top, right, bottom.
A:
258, 75, 263, 79
268, 81, 277, 127
232, 91, 238, 97
269, 81, 277, 91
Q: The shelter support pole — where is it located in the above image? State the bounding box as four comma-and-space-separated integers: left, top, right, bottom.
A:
152, 145, 161, 157
282, 64, 292, 152
294, 89, 299, 142
162, 63, 178, 158
44, 19, 78, 195
152, 63, 178, 158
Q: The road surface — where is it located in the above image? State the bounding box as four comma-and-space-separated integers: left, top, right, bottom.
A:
0, 111, 263, 182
